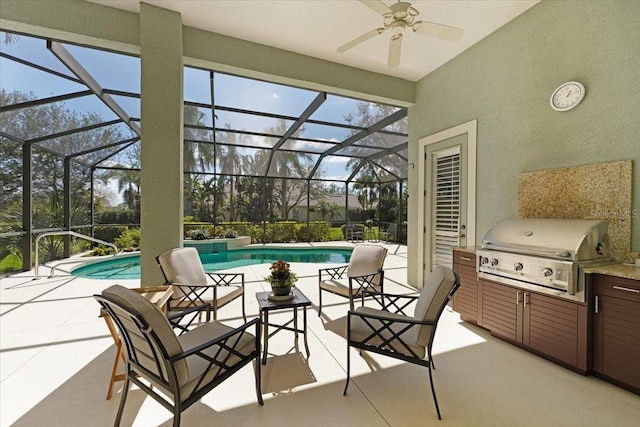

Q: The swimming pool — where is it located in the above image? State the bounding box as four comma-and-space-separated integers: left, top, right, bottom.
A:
71, 247, 353, 280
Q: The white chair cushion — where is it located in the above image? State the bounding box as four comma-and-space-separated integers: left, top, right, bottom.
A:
157, 247, 208, 298
347, 244, 387, 285
102, 285, 190, 386
412, 266, 457, 347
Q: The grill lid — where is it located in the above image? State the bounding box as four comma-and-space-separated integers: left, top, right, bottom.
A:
481, 218, 609, 261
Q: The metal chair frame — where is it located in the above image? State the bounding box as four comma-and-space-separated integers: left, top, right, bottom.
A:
95, 293, 262, 427
318, 265, 385, 314
157, 251, 246, 322
343, 270, 460, 420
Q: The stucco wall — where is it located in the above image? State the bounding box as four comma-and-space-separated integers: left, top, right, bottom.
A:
407, 0, 640, 285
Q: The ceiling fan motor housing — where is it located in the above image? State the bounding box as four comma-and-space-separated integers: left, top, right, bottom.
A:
384, 1, 419, 29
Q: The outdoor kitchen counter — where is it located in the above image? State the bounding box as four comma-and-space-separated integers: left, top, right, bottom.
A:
454, 246, 476, 254
584, 263, 640, 281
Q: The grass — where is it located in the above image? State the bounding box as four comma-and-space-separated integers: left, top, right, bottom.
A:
0, 253, 22, 274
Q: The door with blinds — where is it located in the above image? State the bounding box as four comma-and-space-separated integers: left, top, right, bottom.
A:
424, 134, 467, 270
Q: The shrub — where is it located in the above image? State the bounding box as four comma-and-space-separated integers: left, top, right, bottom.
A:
114, 227, 141, 252
224, 228, 237, 238
187, 229, 209, 240
89, 245, 116, 256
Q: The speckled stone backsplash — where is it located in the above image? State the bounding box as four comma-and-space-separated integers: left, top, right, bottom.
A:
518, 160, 632, 262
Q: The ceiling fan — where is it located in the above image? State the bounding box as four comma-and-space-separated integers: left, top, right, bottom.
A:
337, 0, 465, 68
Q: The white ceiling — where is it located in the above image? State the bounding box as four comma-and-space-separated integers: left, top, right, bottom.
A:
89, 0, 539, 82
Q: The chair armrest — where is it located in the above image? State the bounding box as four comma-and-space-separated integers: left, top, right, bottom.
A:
359, 290, 418, 316
205, 272, 245, 288
168, 317, 261, 362
167, 303, 211, 334
318, 265, 348, 281
347, 308, 432, 326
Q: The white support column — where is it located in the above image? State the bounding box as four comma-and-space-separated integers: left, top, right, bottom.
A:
139, 4, 184, 285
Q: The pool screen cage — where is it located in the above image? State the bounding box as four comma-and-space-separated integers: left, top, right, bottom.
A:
0, 31, 408, 273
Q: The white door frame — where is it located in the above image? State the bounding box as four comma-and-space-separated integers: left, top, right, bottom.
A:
417, 119, 477, 286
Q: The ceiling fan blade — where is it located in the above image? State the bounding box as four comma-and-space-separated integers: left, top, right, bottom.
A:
413, 21, 465, 42
388, 34, 402, 68
358, 0, 393, 16
337, 28, 385, 53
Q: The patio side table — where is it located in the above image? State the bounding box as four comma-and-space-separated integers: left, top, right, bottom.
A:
255, 287, 311, 365
365, 227, 379, 242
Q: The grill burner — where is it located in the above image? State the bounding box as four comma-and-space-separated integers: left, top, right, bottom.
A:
477, 218, 612, 302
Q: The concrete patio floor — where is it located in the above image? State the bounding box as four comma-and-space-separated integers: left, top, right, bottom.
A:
1, 242, 639, 427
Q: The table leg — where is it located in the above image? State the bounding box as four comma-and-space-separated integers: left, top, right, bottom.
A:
293, 307, 299, 350
303, 306, 310, 358
262, 310, 268, 365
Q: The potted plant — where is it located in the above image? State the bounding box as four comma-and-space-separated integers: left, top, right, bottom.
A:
264, 260, 298, 296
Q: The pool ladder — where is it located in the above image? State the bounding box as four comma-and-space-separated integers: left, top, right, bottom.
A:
34, 231, 119, 279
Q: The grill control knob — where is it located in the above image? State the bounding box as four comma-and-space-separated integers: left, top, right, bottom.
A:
514, 262, 523, 271
542, 267, 553, 277
490, 258, 499, 266
480, 257, 489, 265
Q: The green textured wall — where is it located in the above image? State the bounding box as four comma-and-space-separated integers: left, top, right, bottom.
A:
407, 0, 640, 284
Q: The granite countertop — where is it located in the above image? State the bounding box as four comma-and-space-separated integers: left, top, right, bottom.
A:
584, 263, 640, 281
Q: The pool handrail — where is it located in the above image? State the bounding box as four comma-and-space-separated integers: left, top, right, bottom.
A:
34, 231, 119, 279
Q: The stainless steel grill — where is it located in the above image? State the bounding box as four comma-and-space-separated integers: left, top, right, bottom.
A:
477, 218, 613, 302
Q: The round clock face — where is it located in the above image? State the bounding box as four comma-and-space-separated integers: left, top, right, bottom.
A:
550, 81, 585, 111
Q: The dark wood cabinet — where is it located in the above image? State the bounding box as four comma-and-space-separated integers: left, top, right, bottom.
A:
452, 249, 479, 324
480, 278, 588, 372
592, 274, 640, 394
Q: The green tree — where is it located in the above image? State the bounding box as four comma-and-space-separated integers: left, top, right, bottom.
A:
0, 88, 128, 261
316, 198, 342, 222
354, 174, 378, 211
183, 105, 215, 216
218, 124, 249, 221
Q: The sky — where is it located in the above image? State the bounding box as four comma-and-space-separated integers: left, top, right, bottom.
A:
1, 31, 407, 206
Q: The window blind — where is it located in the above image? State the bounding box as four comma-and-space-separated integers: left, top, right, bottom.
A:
432, 150, 460, 269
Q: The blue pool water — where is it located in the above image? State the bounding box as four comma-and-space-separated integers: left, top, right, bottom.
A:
71, 247, 352, 280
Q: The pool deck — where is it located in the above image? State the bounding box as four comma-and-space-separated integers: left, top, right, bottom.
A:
0, 241, 409, 426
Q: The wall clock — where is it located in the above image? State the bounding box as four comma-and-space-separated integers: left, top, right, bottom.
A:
550, 81, 586, 111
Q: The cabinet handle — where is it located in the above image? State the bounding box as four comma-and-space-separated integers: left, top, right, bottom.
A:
524, 292, 528, 307
612, 285, 640, 294
460, 256, 472, 261
595, 295, 599, 314
516, 290, 521, 305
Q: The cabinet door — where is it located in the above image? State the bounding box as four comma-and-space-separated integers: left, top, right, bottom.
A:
481, 280, 521, 342
524, 292, 582, 369
452, 250, 478, 323
595, 275, 640, 391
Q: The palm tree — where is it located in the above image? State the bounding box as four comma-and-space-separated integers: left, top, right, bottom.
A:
316, 198, 342, 222
354, 174, 377, 211
184, 105, 215, 216
265, 119, 310, 219
218, 124, 248, 221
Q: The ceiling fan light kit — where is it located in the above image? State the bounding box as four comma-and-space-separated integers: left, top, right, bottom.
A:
338, 0, 465, 68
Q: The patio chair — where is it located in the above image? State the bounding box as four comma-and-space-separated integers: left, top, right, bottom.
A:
345, 222, 364, 242
343, 265, 460, 420
157, 247, 246, 321
379, 222, 398, 243
94, 285, 262, 427
318, 244, 387, 315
